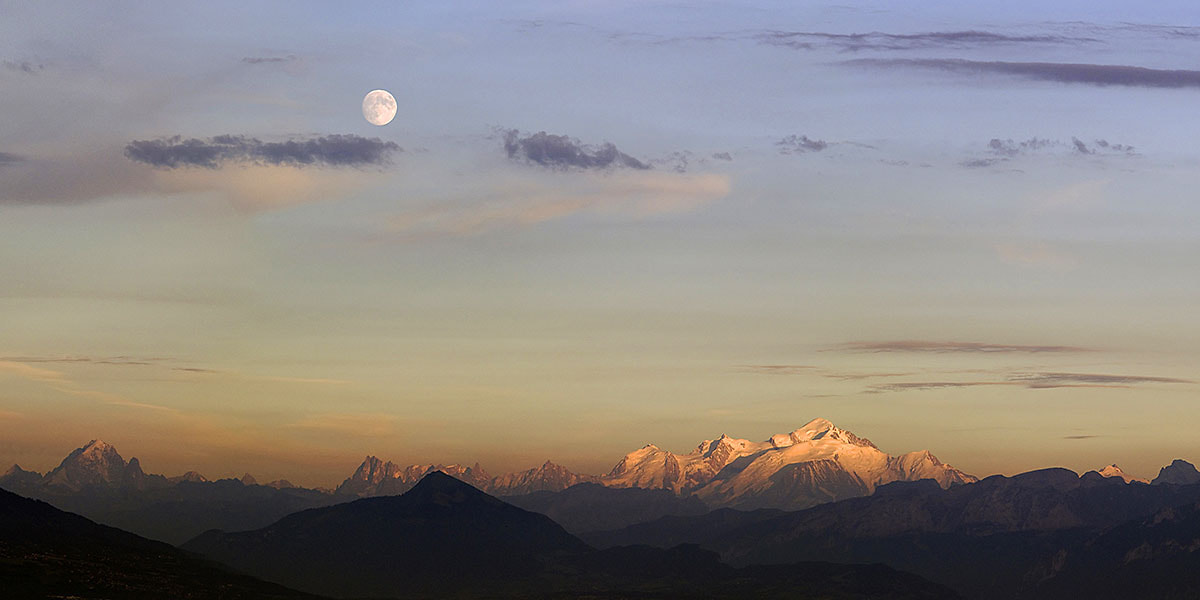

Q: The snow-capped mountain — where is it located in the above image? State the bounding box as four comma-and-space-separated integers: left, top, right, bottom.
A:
335, 418, 976, 510
1095, 464, 1149, 484
335, 456, 493, 496
490, 460, 599, 496
602, 418, 977, 510
335, 456, 593, 497
38, 439, 168, 491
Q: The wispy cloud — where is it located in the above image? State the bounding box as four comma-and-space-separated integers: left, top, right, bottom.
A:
1010, 372, 1192, 388
0, 361, 66, 383
758, 30, 1095, 52
125, 134, 401, 169
242, 55, 297, 65
961, 137, 1135, 168
776, 135, 829, 154
1063, 434, 1101, 440
0, 152, 24, 167
834, 340, 1092, 353
502, 129, 650, 170
2, 59, 43, 74
741, 365, 818, 375
866, 371, 1190, 393
844, 58, 1200, 89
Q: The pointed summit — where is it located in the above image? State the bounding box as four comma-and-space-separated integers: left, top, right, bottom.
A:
42, 439, 129, 490
1096, 464, 1149, 484
240, 473, 258, 486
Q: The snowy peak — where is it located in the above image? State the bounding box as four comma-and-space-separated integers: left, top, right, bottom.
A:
42, 439, 130, 491
1095, 464, 1149, 484
600, 418, 976, 510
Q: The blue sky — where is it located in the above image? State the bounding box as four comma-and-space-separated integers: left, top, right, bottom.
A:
1, 1, 1198, 485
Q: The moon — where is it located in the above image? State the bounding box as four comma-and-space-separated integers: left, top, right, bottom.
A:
362, 89, 397, 126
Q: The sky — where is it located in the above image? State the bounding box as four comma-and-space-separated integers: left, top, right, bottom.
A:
1, 1, 1199, 487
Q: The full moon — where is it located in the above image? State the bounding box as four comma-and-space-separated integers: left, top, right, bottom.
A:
362, 89, 397, 126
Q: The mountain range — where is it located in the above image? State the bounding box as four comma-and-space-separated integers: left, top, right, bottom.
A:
183, 471, 961, 599
334, 418, 976, 511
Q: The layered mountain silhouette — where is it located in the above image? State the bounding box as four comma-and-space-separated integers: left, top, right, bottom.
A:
585, 468, 1200, 599
0, 486, 322, 599
0, 440, 338, 544
184, 471, 960, 599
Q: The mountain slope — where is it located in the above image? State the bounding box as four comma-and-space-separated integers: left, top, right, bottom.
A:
0, 487, 322, 599
503, 481, 708, 533
589, 469, 1200, 599
1151, 459, 1200, 485
186, 472, 961, 600
185, 471, 591, 598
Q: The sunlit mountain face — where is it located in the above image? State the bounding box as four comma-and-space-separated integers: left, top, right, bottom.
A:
3, 1, 1200, 598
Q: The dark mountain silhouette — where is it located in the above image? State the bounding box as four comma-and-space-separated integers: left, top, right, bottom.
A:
185, 471, 961, 599
587, 468, 1200, 599
502, 481, 709, 533
1151, 458, 1200, 485
184, 471, 592, 598
0, 487, 323, 599
0, 440, 339, 545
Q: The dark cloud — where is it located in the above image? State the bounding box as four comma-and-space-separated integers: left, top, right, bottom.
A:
962, 136, 1135, 168
758, 30, 1094, 52
835, 341, 1091, 353
711, 152, 733, 161
843, 58, 1200, 88
124, 134, 401, 169
777, 135, 828, 154
1009, 372, 1192, 388
242, 55, 297, 64
0, 152, 24, 167
502, 129, 650, 170
1063, 435, 1100, 440
2, 59, 43, 74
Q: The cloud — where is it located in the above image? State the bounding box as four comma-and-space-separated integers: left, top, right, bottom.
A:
843, 58, 1200, 88
868, 381, 1004, 392
502, 129, 650, 170
865, 371, 1190, 394
1063, 435, 1100, 440
741, 365, 818, 375
124, 134, 401, 169
242, 55, 297, 64
758, 30, 1094, 52
0, 355, 168, 366
962, 137, 1135, 168
834, 340, 1091, 353
0, 361, 66, 383
711, 152, 733, 161
776, 135, 828, 154
2, 59, 43, 74
1009, 372, 1192, 388
0, 152, 24, 167
387, 171, 730, 237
